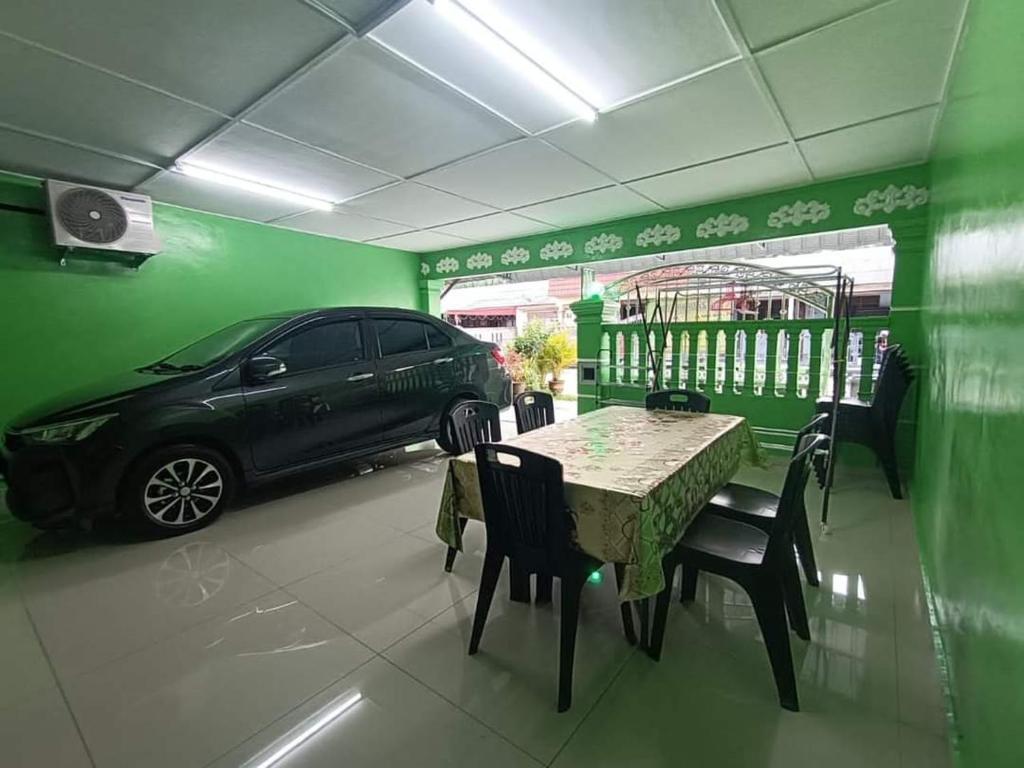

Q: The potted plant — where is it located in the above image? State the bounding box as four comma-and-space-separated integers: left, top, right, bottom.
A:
537, 331, 577, 396
504, 346, 528, 397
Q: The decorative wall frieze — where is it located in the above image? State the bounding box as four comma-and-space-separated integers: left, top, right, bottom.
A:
767, 200, 831, 228
636, 223, 681, 247
584, 232, 623, 256
466, 252, 493, 270
696, 213, 749, 239
539, 240, 574, 260
435, 256, 460, 274
854, 185, 929, 216
500, 246, 531, 266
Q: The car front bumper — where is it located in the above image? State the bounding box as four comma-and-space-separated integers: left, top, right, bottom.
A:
1, 437, 124, 525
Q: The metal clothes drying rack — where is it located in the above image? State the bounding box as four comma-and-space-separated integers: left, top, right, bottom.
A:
602, 261, 857, 533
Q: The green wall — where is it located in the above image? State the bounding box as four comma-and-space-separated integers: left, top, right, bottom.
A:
917, 0, 1024, 765
0, 173, 421, 430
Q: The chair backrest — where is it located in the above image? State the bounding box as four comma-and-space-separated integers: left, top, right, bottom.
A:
792, 413, 829, 457
645, 389, 711, 413
765, 433, 829, 566
514, 390, 556, 433
448, 400, 502, 454
474, 443, 572, 574
870, 344, 913, 433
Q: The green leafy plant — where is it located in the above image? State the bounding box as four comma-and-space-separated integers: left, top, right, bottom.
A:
537, 331, 577, 381
511, 321, 551, 360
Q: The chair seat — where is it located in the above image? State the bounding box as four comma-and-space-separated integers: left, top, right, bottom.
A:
679, 513, 768, 566
815, 396, 870, 410
708, 482, 779, 519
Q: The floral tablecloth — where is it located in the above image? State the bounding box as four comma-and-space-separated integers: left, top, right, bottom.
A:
435, 406, 764, 600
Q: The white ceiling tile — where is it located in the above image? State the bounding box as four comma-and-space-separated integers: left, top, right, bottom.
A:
0, 129, 154, 189
0, 0, 341, 114
369, 230, 474, 252
371, 0, 576, 133
799, 107, 938, 179
729, 0, 879, 51
248, 41, 521, 177
513, 186, 660, 228
189, 125, 394, 203
484, 0, 739, 106
278, 210, 413, 242
545, 62, 788, 182
627, 144, 810, 209
319, 0, 398, 29
757, 0, 965, 138
435, 211, 553, 242
416, 139, 609, 209
339, 182, 497, 228
138, 172, 306, 222
0, 37, 222, 165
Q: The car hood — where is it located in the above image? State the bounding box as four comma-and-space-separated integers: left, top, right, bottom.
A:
8, 370, 177, 430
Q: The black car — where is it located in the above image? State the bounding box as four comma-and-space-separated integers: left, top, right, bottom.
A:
1, 307, 511, 535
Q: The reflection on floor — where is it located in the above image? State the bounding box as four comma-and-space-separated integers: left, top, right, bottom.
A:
0, 412, 950, 768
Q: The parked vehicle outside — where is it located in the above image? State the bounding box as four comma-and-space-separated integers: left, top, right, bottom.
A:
1, 307, 510, 535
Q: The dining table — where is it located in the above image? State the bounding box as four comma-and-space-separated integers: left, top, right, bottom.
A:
435, 405, 765, 602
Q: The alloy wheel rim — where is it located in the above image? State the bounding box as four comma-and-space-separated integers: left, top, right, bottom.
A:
143, 458, 223, 527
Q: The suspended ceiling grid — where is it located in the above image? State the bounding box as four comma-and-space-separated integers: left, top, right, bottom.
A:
0, 0, 966, 251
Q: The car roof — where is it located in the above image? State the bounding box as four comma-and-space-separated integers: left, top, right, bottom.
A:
253, 306, 432, 322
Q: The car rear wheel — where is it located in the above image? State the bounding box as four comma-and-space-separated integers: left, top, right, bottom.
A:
122, 444, 235, 536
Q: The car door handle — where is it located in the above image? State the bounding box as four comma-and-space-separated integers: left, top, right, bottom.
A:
346, 373, 375, 382
433, 357, 454, 364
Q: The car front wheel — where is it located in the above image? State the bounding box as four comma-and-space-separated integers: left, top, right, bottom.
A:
121, 444, 235, 536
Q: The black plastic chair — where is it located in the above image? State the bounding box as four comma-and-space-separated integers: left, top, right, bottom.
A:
645, 389, 711, 413
705, 413, 828, 588
814, 344, 913, 498
648, 434, 828, 712
513, 390, 556, 433
443, 401, 502, 573
468, 443, 637, 712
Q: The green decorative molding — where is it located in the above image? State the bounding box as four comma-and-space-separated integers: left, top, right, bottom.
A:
420, 165, 930, 278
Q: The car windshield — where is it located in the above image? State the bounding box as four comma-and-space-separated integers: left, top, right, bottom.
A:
143, 318, 286, 372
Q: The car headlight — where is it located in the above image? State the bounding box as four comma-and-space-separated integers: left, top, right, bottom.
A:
19, 414, 117, 444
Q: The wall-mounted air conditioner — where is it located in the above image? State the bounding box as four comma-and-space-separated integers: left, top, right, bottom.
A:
45, 179, 161, 265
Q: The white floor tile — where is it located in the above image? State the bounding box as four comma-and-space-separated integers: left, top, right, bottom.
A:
63, 590, 374, 768
385, 566, 637, 764
0, 685, 92, 768
19, 537, 277, 679
0, 445, 954, 768
208, 492, 404, 585
288, 532, 482, 650
0, 581, 56, 712
210, 657, 541, 768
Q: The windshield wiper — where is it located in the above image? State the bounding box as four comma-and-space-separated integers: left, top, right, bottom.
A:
138, 362, 205, 374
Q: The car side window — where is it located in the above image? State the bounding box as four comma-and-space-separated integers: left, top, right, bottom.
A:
263, 320, 363, 374
375, 319, 430, 357
426, 324, 452, 350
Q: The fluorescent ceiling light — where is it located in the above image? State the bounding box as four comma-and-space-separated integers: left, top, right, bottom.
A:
434, 0, 598, 122
244, 691, 362, 768
177, 162, 335, 212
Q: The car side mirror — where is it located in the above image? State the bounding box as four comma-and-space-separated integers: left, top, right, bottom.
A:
247, 355, 287, 382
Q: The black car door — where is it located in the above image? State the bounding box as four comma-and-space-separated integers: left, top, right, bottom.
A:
373, 315, 456, 441
242, 316, 381, 471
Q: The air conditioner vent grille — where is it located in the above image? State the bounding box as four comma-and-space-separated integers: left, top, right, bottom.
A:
56, 187, 128, 244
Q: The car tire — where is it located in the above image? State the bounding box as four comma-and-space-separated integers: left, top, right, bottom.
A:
121, 444, 235, 536
437, 397, 472, 455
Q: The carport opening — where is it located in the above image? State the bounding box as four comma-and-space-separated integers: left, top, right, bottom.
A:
440, 224, 895, 403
